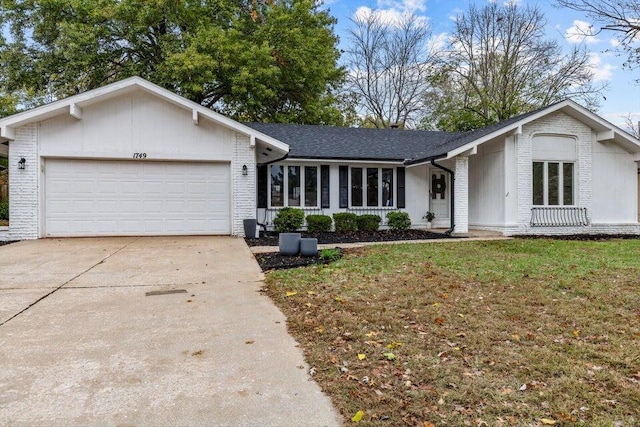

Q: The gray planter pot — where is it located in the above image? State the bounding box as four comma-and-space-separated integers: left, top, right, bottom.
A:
243, 219, 257, 238
300, 238, 318, 257
278, 233, 301, 256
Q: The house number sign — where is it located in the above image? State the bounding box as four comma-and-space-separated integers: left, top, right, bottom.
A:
133, 153, 148, 159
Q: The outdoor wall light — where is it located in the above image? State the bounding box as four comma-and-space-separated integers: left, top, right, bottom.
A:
18, 157, 26, 170
242, 164, 248, 176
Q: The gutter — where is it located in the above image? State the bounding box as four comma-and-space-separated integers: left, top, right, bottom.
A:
430, 159, 455, 235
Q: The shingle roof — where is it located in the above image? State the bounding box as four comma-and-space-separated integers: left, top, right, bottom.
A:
245, 102, 567, 164
245, 123, 459, 162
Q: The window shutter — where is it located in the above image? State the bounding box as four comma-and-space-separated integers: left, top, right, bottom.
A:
257, 165, 268, 208
339, 166, 348, 208
397, 167, 406, 208
321, 165, 330, 208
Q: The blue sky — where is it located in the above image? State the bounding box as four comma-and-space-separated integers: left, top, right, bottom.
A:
325, 0, 640, 131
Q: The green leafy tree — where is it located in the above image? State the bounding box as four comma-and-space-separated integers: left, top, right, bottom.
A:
0, 0, 345, 124
423, 2, 604, 131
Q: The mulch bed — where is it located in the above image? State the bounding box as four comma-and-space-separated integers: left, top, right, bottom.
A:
245, 229, 455, 247
518, 234, 640, 241
254, 248, 342, 271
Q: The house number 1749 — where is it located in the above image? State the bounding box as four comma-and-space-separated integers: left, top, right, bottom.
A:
133, 153, 147, 159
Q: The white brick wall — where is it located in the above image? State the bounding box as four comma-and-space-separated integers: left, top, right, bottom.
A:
8, 124, 39, 240
232, 132, 256, 236
510, 111, 599, 235
453, 156, 469, 234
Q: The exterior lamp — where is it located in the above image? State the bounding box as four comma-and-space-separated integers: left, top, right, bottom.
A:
242, 164, 248, 176
18, 157, 26, 170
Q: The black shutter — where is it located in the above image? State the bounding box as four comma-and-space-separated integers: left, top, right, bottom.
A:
321, 165, 330, 208
339, 165, 348, 208
397, 167, 406, 208
257, 165, 268, 208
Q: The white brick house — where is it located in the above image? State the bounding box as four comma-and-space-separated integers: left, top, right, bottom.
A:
1, 77, 639, 240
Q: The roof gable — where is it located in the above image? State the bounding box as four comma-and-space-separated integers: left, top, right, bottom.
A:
0, 77, 289, 154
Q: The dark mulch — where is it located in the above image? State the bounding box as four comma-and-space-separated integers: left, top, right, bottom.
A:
0, 240, 16, 247
518, 234, 640, 241
246, 229, 454, 247
254, 248, 342, 271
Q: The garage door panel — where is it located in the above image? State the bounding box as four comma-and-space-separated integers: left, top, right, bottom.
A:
45, 159, 231, 236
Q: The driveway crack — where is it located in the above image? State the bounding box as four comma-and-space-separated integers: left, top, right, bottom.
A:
0, 237, 141, 327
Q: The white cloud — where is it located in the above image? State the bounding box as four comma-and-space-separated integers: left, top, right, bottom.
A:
589, 53, 615, 81
428, 32, 449, 52
565, 20, 600, 44
353, 1, 429, 28
376, 0, 427, 13
610, 38, 621, 47
602, 112, 640, 133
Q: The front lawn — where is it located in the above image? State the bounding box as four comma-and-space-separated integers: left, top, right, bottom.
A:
264, 239, 640, 426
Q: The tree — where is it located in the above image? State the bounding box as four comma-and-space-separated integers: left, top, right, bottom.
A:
344, 11, 436, 129
0, 0, 345, 124
426, 2, 604, 131
556, 0, 639, 73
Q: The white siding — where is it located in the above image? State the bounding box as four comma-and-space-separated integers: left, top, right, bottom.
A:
468, 136, 505, 226
8, 124, 39, 240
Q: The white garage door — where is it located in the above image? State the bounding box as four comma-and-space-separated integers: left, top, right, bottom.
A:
45, 159, 230, 236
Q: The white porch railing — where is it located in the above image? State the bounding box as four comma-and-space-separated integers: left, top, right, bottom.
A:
530, 207, 589, 227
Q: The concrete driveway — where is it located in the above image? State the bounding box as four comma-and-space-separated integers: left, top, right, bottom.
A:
0, 237, 341, 426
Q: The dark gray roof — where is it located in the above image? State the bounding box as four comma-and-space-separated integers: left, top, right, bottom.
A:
246, 102, 564, 165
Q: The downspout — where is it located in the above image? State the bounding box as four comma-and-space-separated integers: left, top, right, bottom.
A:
256, 153, 289, 232
430, 159, 455, 235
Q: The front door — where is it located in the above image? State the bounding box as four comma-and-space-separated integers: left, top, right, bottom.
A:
429, 170, 449, 223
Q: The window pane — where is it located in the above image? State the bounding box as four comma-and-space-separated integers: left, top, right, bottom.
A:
563, 163, 574, 205
533, 162, 544, 205
270, 165, 284, 207
351, 168, 363, 207
548, 162, 559, 205
288, 166, 300, 206
304, 166, 318, 207
382, 168, 393, 206
367, 168, 378, 206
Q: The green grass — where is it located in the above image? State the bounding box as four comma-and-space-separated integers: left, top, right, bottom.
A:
264, 239, 640, 426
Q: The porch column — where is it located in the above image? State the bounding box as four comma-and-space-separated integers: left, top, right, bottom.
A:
453, 156, 469, 235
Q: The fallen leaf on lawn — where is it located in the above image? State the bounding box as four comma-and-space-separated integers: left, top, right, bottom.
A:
307, 291, 316, 295
540, 418, 557, 425
434, 317, 445, 325
511, 334, 520, 341
358, 353, 366, 360
351, 410, 364, 422
386, 341, 403, 349
285, 291, 297, 297
383, 352, 396, 360
432, 302, 440, 307
316, 326, 324, 333
573, 329, 580, 338
305, 302, 312, 307
334, 296, 343, 302
500, 388, 513, 395
457, 313, 465, 318
519, 384, 528, 391
245, 340, 254, 344
365, 331, 378, 337
423, 422, 436, 427
441, 293, 449, 299
330, 354, 338, 364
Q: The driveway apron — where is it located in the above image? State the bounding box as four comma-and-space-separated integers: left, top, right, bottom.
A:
0, 237, 341, 426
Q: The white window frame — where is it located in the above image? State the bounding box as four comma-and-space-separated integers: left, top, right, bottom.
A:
348, 166, 396, 209
268, 164, 320, 209
533, 161, 576, 206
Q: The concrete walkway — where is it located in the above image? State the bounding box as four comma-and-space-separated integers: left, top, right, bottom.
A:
251, 230, 512, 253
0, 237, 341, 426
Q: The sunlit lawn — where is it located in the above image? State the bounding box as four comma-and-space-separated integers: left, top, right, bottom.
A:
264, 239, 640, 426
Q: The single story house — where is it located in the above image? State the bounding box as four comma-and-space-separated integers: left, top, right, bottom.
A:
1, 76, 639, 240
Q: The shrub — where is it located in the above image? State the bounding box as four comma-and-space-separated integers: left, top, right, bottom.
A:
333, 212, 358, 232
306, 214, 332, 233
273, 207, 305, 232
0, 199, 8, 221
424, 211, 435, 222
386, 211, 411, 231
320, 247, 342, 262
357, 214, 381, 232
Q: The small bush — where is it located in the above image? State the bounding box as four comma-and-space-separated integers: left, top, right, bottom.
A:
273, 207, 305, 232
386, 211, 411, 231
0, 199, 8, 221
333, 212, 358, 232
320, 248, 341, 262
306, 214, 332, 233
357, 214, 381, 232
